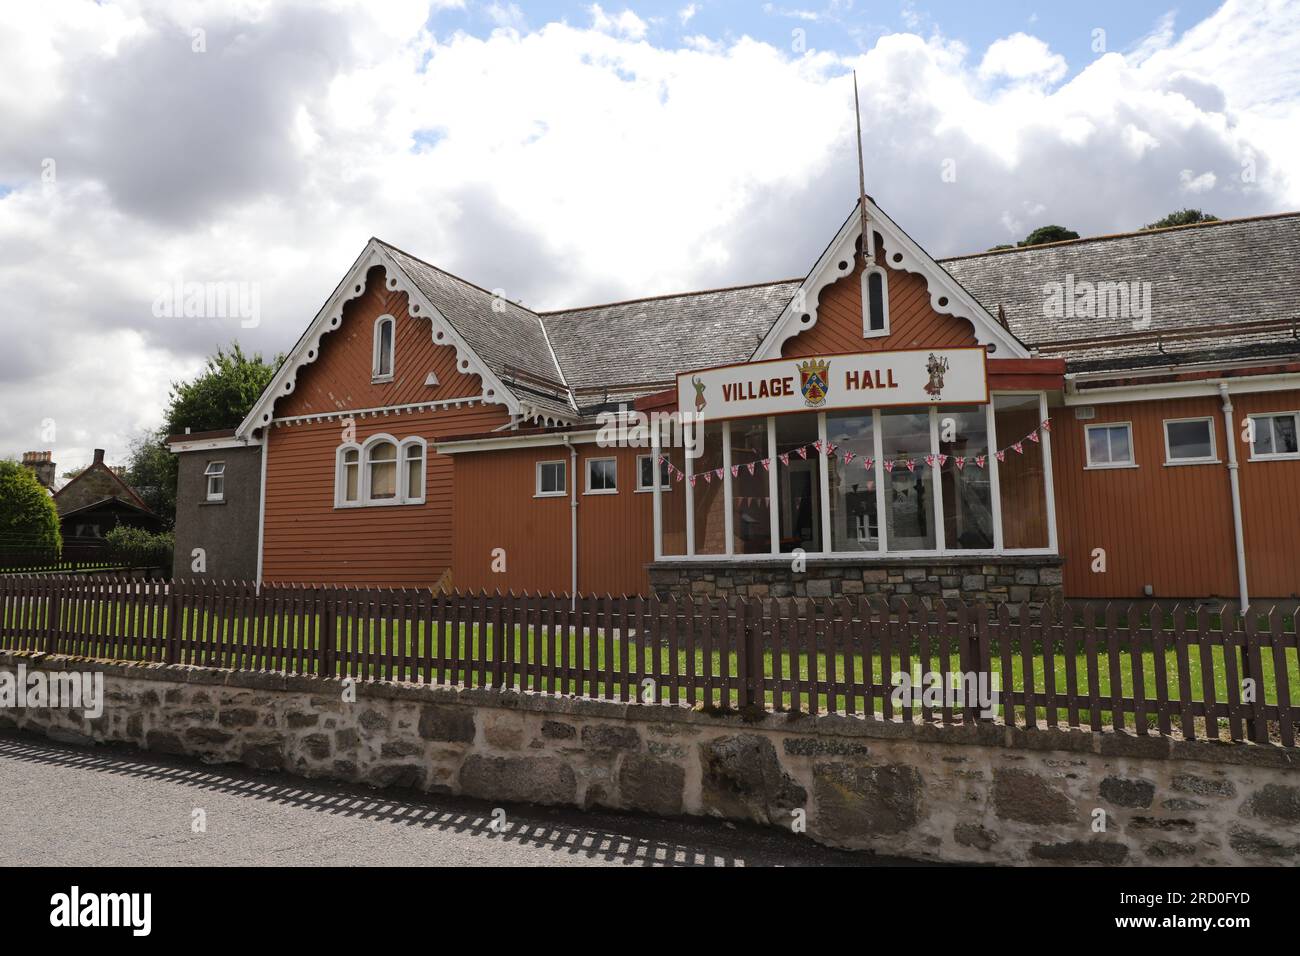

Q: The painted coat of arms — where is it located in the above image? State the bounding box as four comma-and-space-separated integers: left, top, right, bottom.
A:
924, 353, 949, 401
798, 358, 830, 407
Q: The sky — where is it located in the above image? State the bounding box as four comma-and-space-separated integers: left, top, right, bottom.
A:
1, 0, 1298, 470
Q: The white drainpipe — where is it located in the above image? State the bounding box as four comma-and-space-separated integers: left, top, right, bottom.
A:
1218, 382, 1249, 614
564, 437, 578, 609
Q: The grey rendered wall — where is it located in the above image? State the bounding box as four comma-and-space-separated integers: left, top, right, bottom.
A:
172, 445, 262, 581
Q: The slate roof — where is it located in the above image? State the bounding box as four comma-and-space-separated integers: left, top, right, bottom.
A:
380, 212, 1300, 423
540, 280, 802, 403
378, 240, 577, 420
941, 212, 1300, 374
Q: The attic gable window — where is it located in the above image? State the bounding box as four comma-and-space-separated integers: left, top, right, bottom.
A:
862, 267, 889, 338
373, 315, 395, 382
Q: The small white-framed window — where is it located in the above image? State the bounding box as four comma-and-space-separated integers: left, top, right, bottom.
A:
339, 447, 360, 504
401, 438, 426, 503
367, 439, 398, 499
585, 457, 617, 494
536, 460, 566, 497
1163, 417, 1217, 465
204, 461, 225, 501
1249, 412, 1300, 460
861, 266, 890, 338
636, 454, 671, 492
373, 314, 395, 381
1084, 422, 1135, 469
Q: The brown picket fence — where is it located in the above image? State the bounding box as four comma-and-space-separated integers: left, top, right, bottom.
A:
0, 575, 1297, 748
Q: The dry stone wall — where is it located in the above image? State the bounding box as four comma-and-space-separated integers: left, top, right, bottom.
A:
2, 650, 1298, 865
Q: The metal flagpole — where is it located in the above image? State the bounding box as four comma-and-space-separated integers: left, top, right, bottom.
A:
853, 69, 870, 263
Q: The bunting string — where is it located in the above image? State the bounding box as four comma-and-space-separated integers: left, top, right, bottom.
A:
660, 418, 1052, 487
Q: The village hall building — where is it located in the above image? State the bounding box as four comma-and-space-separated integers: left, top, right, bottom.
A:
169, 200, 1300, 609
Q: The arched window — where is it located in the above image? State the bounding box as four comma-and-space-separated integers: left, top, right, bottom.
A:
337, 434, 425, 506
373, 315, 395, 380
367, 440, 398, 500
862, 267, 889, 338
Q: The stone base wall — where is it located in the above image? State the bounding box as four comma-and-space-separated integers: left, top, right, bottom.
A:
649, 555, 1064, 607
3, 650, 1298, 865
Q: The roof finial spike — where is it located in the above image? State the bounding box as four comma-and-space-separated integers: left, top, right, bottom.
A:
853, 69, 870, 266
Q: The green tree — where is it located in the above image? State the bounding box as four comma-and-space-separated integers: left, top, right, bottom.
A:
1143, 208, 1219, 230
166, 342, 282, 434
0, 460, 62, 553
120, 428, 179, 529
1019, 225, 1080, 247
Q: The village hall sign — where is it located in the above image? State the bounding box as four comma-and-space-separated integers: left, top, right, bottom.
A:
677, 347, 989, 420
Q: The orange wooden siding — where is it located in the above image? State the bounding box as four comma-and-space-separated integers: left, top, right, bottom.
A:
452, 444, 658, 596
263, 403, 510, 586
782, 253, 977, 358
1051, 390, 1300, 600
277, 265, 484, 419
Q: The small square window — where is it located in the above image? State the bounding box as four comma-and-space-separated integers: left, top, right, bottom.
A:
1250, 412, 1300, 459
636, 454, 671, 492
536, 460, 566, 497
1164, 418, 1216, 464
204, 461, 225, 501
1084, 423, 1134, 468
586, 457, 617, 494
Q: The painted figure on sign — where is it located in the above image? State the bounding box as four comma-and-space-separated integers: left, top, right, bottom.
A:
692, 376, 707, 412
924, 353, 949, 401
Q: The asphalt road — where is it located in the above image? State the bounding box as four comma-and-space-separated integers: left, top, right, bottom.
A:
0, 731, 920, 867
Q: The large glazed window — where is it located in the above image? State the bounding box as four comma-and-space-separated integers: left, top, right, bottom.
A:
995, 395, 1049, 548
827, 411, 878, 552
776, 413, 821, 553
939, 405, 993, 550
691, 422, 726, 555
729, 419, 772, 554
880, 407, 934, 551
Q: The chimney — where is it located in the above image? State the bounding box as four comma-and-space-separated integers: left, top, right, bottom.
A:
22, 451, 56, 489
93, 448, 105, 465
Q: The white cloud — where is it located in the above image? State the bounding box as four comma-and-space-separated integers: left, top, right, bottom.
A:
1, 0, 1298, 466
679, 4, 699, 25
589, 4, 649, 40
1180, 169, 1218, 193
978, 32, 1067, 84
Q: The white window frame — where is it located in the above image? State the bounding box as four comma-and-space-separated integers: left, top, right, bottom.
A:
336, 445, 361, 506
861, 266, 890, 339
1162, 416, 1218, 466
204, 460, 225, 502
535, 459, 566, 498
635, 453, 671, 493
372, 314, 396, 382
1083, 422, 1137, 469
399, 437, 427, 504
336, 433, 425, 507
1248, 411, 1300, 461
585, 456, 618, 495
